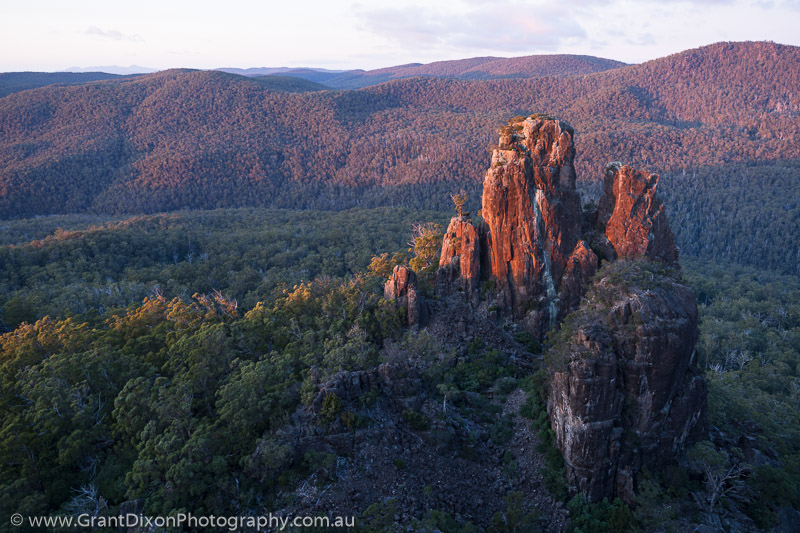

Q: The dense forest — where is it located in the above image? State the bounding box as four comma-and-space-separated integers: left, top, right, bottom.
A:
0, 207, 797, 531
1, 42, 798, 222
319, 54, 627, 89
1, 41, 799, 531
0, 72, 132, 99
0, 208, 447, 330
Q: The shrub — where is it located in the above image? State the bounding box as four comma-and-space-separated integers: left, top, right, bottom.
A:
482, 278, 497, 295
489, 415, 514, 446
567, 495, 633, 533
302, 451, 337, 482
362, 498, 399, 531
320, 392, 342, 422
493, 376, 518, 397
491, 491, 541, 532
402, 409, 431, 431
514, 331, 542, 354
519, 374, 568, 500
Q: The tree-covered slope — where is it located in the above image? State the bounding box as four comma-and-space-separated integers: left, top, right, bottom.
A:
0, 71, 132, 98
1, 42, 798, 220
0, 207, 797, 531
1, 42, 799, 275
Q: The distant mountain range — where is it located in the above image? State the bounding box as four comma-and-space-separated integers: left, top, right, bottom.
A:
215, 54, 626, 89
216, 67, 354, 84
0, 72, 138, 98
62, 65, 158, 75
317, 54, 627, 89
1, 42, 799, 273
3, 52, 627, 96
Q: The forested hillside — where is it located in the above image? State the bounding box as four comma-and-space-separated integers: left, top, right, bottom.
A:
0, 207, 797, 530
0, 72, 131, 98
250, 75, 331, 93
322, 54, 627, 89
1, 42, 799, 275
0, 208, 448, 330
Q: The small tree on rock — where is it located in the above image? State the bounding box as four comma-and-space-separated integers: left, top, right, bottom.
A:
451, 189, 470, 219
408, 222, 443, 274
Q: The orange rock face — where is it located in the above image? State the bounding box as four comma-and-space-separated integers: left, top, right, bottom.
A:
597, 163, 678, 264
559, 240, 599, 313
481, 117, 596, 326
434, 118, 679, 337
437, 216, 485, 295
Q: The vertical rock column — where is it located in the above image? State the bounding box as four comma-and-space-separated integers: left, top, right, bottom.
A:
597, 162, 678, 264
385, 265, 427, 327
436, 216, 487, 298
548, 278, 706, 503
549, 162, 704, 503
480, 117, 597, 333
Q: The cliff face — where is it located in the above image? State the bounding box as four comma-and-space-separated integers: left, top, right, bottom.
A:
544, 156, 703, 503
547, 263, 706, 503
432, 115, 705, 504
482, 118, 595, 328
437, 117, 597, 333
597, 163, 678, 264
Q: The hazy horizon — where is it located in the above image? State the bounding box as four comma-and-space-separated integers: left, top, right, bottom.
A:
2, 0, 799, 73
0, 38, 796, 76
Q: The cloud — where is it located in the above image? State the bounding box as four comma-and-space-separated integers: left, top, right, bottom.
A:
626, 33, 657, 46
355, 2, 587, 53
85, 26, 144, 42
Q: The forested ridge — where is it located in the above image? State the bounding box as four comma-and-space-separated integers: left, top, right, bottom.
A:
0, 207, 797, 531
0, 72, 133, 99
1, 42, 798, 225
0, 208, 448, 329
320, 53, 627, 89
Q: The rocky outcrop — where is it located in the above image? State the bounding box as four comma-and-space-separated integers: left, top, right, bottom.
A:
482, 117, 597, 329
310, 362, 423, 414
437, 116, 598, 332
436, 216, 487, 298
548, 262, 706, 503
385, 265, 427, 327
597, 163, 678, 264
430, 115, 705, 505
435, 119, 683, 332
559, 241, 599, 313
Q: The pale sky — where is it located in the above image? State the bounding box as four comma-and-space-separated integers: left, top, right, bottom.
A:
1, 0, 799, 72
